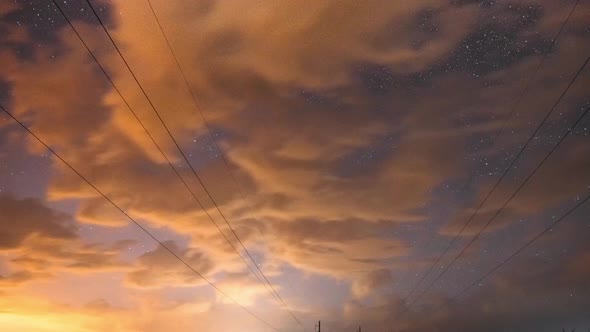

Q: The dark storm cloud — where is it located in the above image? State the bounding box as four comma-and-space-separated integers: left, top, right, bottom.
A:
440, 88, 590, 237
0, 80, 11, 103
396, 215, 590, 332
0, 195, 131, 289
0, 194, 76, 249
342, 207, 590, 332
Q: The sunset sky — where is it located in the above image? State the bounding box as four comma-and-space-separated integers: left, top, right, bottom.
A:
1, 0, 590, 331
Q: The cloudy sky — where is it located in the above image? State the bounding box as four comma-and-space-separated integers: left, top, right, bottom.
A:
1, 0, 589, 331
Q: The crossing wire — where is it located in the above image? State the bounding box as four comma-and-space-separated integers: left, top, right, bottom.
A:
82, 0, 302, 323
401, 0, 584, 305
0, 103, 281, 332
406, 56, 590, 310
49, 0, 274, 300
143, 0, 303, 327
430, 191, 590, 318
83, 0, 276, 296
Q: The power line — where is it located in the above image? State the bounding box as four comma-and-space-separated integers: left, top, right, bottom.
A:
406, 56, 590, 309
82, 0, 272, 292
455, 193, 590, 301
384, 102, 590, 323
80, 0, 303, 323
432, 191, 590, 316
143, 0, 303, 327
50, 0, 276, 306
401, 0, 583, 305
0, 103, 281, 332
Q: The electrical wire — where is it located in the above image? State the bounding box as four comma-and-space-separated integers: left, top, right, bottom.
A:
81, 0, 303, 324
401, 0, 584, 304
0, 103, 281, 332
430, 191, 590, 316
406, 57, 590, 309
49, 0, 274, 302
383, 103, 590, 322
143, 0, 303, 327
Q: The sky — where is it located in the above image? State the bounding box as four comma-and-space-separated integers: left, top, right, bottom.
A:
0, 0, 589, 331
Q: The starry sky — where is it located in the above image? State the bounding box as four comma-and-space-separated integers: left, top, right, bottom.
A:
1, 0, 590, 331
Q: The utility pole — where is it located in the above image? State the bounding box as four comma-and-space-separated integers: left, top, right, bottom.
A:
358, 326, 361, 332
315, 321, 321, 332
